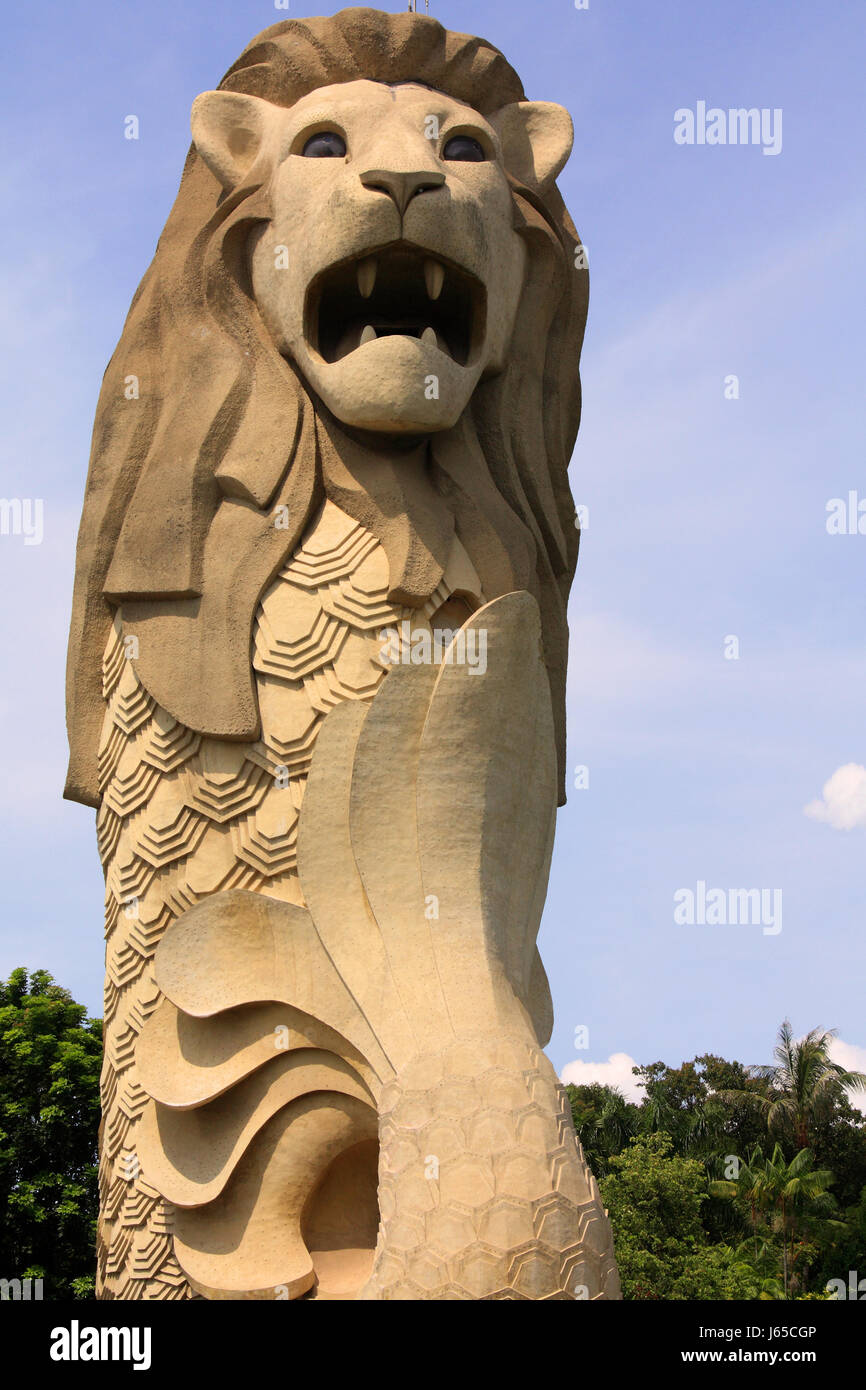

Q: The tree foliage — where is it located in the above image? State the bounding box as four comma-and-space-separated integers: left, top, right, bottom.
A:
568, 1023, 866, 1300
720, 1020, 866, 1151
0, 967, 101, 1298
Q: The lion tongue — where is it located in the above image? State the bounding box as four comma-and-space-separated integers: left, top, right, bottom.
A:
333, 322, 444, 360
334, 323, 375, 359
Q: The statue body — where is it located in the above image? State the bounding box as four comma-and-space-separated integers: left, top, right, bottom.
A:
67, 9, 620, 1300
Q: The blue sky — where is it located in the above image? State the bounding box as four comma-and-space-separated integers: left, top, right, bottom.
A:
1, 0, 863, 1097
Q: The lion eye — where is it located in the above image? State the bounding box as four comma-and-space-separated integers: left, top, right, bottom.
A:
442, 135, 486, 162
302, 131, 346, 158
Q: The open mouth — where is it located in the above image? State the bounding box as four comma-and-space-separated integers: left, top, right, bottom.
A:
307, 243, 485, 366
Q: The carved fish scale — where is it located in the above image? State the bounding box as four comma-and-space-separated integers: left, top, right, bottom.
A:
95, 500, 484, 1299
96, 497, 619, 1301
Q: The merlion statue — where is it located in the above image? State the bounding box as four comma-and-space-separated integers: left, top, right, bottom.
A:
65, 7, 620, 1301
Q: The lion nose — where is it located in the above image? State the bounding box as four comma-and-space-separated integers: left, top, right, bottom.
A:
360, 168, 446, 215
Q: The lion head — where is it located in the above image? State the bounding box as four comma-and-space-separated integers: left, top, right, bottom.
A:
195, 76, 571, 434
65, 8, 587, 808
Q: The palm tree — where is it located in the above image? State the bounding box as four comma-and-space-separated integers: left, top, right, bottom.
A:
720, 1020, 866, 1150
710, 1145, 768, 1257
596, 1088, 638, 1157
732, 1239, 786, 1301
712, 1144, 835, 1295
640, 1086, 681, 1139
568, 1083, 637, 1175
756, 1145, 834, 1296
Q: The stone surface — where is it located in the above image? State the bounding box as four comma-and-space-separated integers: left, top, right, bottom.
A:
64, 7, 618, 1301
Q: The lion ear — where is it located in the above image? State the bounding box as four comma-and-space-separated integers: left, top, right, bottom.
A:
491, 101, 574, 191
191, 91, 277, 190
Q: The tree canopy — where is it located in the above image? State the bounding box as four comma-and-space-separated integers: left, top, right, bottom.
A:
0, 967, 101, 1298
567, 1023, 866, 1300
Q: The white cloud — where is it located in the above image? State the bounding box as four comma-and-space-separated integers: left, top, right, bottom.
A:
804, 764, 866, 830
829, 1039, 866, 1116
560, 1051, 645, 1103
560, 1042, 866, 1116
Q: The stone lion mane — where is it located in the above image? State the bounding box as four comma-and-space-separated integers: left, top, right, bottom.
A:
65, 7, 587, 809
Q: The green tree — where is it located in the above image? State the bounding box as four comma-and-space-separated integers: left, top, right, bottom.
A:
811, 1184, 866, 1296
567, 1082, 639, 1177
762, 1145, 835, 1296
709, 1145, 770, 1257
600, 1132, 725, 1299
670, 1243, 772, 1301
634, 1055, 770, 1160
809, 1092, 866, 1209
0, 967, 101, 1298
712, 1142, 835, 1296
722, 1020, 866, 1151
